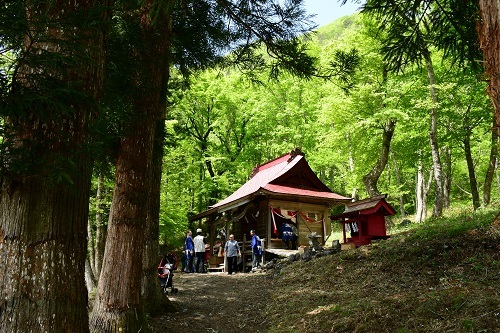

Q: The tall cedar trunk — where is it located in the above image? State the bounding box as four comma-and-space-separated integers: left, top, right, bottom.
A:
463, 135, 481, 210
95, 173, 107, 279
89, 2, 170, 332
1, 175, 93, 332
142, 120, 177, 316
141, 36, 175, 313
424, 51, 445, 217
89, 123, 154, 332
483, 115, 498, 206
0, 1, 107, 332
362, 120, 396, 197
478, 0, 500, 135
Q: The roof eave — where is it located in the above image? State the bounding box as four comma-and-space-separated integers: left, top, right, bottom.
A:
261, 189, 351, 207
188, 195, 256, 222
188, 207, 218, 222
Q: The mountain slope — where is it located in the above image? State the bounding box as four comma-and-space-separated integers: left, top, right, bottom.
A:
266, 208, 500, 333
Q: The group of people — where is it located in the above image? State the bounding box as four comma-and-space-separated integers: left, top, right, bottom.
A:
224, 230, 263, 274
182, 228, 207, 273
182, 228, 263, 274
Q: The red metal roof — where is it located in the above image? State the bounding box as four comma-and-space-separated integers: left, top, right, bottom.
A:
331, 194, 396, 220
209, 150, 350, 211
344, 194, 396, 216
253, 153, 291, 173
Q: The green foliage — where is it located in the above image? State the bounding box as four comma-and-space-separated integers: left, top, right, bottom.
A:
160, 11, 498, 242
88, 173, 114, 228
407, 205, 499, 241
359, 0, 482, 72
0, 0, 108, 181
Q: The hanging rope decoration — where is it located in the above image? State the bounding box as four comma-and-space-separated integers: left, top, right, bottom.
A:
270, 207, 278, 234
269, 205, 324, 230
298, 211, 323, 224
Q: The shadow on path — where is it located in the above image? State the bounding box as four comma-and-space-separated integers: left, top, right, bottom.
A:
150, 271, 273, 333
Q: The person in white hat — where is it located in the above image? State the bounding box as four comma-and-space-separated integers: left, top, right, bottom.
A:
193, 228, 206, 273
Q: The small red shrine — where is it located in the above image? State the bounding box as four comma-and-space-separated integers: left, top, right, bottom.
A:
331, 194, 396, 247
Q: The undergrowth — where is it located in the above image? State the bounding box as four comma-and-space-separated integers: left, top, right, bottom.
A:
266, 205, 500, 333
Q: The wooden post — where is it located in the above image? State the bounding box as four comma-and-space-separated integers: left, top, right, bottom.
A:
342, 218, 347, 244
261, 238, 266, 266
267, 205, 271, 249
243, 233, 248, 273
357, 220, 362, 244
224, 213, 230, 273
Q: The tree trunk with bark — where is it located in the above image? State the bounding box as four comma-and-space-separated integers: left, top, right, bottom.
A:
346, 132, 357, 200
441, 145, 452, 208
142, 120, 177, 317
95, 173, 107, 279
424, 51, 445, 217
89, 2, 171, 331
90, 106, 157, 332
85, 255, 97, 292
463, 135, 481, 210
478, 0, 500, 135
329, 166, 336, 191
415, 160, 433, 223
483, 115, 498, 206
1, 176, 94, 332
87, 220, 97, 288
362, 120, 396, 197
0, 1, 108, 332
496, 159, 500, 193
392, 157, 406, 217
140, 39, 176, 314
415, 164, 425, 223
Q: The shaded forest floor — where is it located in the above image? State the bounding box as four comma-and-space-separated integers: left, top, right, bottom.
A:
150, 208, 499, 333
149, 271, 273, 333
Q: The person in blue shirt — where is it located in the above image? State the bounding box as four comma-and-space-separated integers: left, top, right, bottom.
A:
250, 230, 262, 270
184, 230, 194, 273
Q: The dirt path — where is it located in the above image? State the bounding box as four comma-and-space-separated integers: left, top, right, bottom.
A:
150, 271, 274, 333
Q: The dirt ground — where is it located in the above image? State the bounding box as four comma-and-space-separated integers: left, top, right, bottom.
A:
149, 270, 274, 333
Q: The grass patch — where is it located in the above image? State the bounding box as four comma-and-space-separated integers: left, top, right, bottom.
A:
265, 205, 500, 332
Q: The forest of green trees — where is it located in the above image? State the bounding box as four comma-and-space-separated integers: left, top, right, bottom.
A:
152, 14, 498, 247
1, 0, 500, 332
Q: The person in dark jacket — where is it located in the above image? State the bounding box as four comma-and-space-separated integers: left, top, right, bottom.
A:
184, 230, 194, 273
281, 222, 294, 249
250, 230, 262, 270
